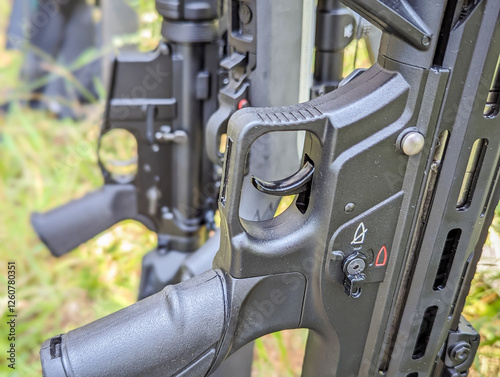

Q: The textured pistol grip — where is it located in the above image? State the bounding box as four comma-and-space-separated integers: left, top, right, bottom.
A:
40, 269, 227, 377
31, 184, 137, 257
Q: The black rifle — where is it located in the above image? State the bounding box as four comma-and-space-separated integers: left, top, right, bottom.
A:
31, 1, 227, 298
41, 0, 500, 376
36, 0, 309, 376
30, 0, 308, 300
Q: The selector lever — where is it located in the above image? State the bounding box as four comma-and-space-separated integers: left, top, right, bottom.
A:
342, 252, 367, 298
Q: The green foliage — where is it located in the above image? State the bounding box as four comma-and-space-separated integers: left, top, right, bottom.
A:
464, 243, 500, 376
0, 105, 156, 375
114, 0, 162, 51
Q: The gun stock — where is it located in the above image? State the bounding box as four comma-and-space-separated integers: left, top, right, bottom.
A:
40, 267, 305, 377
40, 270, 227, 377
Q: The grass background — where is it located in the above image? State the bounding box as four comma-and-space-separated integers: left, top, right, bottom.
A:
0, 1, 499, 376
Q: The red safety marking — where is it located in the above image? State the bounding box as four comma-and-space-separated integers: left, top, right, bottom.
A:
375, 245, 388, 266
238, 99, 249, 109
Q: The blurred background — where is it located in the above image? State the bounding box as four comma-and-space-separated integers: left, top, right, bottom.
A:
0, 1, 498, 376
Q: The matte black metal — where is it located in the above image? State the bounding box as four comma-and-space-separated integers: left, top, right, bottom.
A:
432, 0, 460, 67
312, 0, 356, 96
433, 228, 461, 291
39, 1, 500, 377
341, 0, 432, 50
37, 1, 303, 376
32, 0, 226, 296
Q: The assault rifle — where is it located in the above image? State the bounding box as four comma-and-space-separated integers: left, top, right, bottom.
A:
30, 2, 225, 298
30, 0, 314, 300
41, 0, 500, 376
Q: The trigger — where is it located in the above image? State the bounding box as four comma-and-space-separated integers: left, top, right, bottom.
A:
251, 160, 315, 196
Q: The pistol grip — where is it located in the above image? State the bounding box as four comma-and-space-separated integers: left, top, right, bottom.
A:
31, 184, 141, 257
